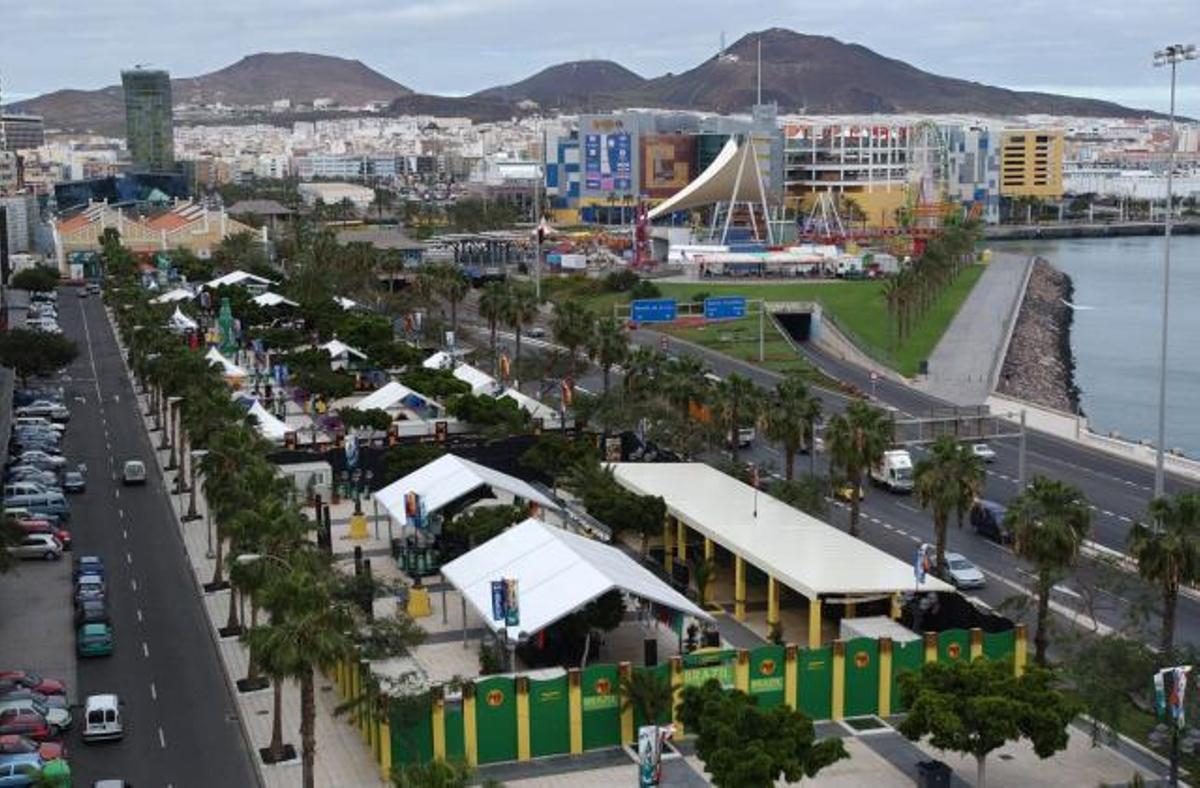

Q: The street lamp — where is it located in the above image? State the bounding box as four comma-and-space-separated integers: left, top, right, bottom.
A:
165, 396, 182, 471
234, 553, 291, 571
1151, 43, 1197, 498
185, 449, 207, 523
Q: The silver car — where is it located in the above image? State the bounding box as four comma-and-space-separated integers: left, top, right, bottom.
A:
0, 697, 71, 731
8, 533, 62, 561
944, 552, 986, 589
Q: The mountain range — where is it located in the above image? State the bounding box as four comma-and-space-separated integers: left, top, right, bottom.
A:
6, 28, 1156, 135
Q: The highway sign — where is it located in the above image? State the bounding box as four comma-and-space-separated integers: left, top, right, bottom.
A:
631, 299, 677, 323
704, 296, 748, 320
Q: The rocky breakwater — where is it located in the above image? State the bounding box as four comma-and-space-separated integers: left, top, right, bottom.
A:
997, 259, 1080, 413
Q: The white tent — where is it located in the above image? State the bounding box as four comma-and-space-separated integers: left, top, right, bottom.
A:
205, 270, 275, 290
333, 296, 360, 311
423, 354, 500, 395
500, 388, 560, 427
151, 288, 194, 305
352, 380, 437, 413
375, 454, 556, 525
251, 291, 299, 308
204, 347, 248, 379
245, 399, 290, 441
168, 307, 198, 331
442, 518, 712, 636
647, 137, 773, 220
320, 339, 367, 361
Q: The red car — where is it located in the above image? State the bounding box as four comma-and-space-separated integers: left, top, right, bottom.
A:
0, 733, 65, 760
0, 672, 65, 697
17, 520, 71, 551
0, 709, 55, 741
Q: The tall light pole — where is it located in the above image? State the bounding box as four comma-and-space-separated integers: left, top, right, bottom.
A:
1152, 43, 1197, 498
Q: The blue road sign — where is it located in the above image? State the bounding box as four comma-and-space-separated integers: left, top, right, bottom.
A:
490, 580, 507, 621
631, 299, 677, 323
704, 296, 748, 320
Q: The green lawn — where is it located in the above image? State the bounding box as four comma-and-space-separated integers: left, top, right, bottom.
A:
662, 316, 823, 383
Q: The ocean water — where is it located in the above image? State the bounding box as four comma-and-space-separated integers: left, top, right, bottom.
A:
995, 235, 1200, 456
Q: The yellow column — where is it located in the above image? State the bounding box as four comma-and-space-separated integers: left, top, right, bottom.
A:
704, 537, 714, 562
379, 717, 392, 780
567, 669, 583, 755
878, 638, 893, 718
808, 597, 822, 649
784, 645, 799, 710
669, 656, 685, 734
676, 519, 687, 563
431, 687, 446, 760
734, 554, 746, 621
618, 662, 635, 745
662, 516, 674, 573
1014, 624, 1027, 677
845, 601, 857, 619
923, 632, 938, 664
831, 641, 845, 721
703, 538, 715, 606
463, 683, 478, 767
734, 649, 750, 693
969, 628, 983, 662
348, 662, 359, 726
516, 676, 531, 762
889, 593, 901, 620
359, 662, 371, 740
767, 576, 779, 628
335, 659, 345, 696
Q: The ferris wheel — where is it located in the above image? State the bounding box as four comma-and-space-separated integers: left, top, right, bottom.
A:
908, 120, 950, 215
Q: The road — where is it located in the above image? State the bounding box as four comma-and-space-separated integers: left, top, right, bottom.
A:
59, 289, 258, 787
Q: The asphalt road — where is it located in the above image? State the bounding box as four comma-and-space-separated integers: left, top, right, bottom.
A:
58, 289, 258, 787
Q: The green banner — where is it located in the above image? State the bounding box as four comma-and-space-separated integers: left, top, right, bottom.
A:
529, 676, 570, 758
842, 638, 880, 718
581, 664, 622, 750
683, 649, 737, 689
983, 630, 1015, 662
938, 629, 971, 664
748, 645, 786, 709
799, 647, 832, 720
474, 677, 518, 765
890, 639, 925, 714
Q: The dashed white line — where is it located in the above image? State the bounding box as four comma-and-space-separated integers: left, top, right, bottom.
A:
158, 726, 166, 749
122, 529, 128, 540
1053, 584, 1082, 599
125, 552, 132, 565
113, 488, 120, 499
130, 578, 138, 592
907, 535, 920, 542
897, 502, 919, 514
136, 609, 143, 623
118, 509, 124, 519
882, 522, 894, 530
142, 641, 150, 658
150, 682, 157, 700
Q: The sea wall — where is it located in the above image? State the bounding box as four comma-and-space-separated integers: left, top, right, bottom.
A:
996, 258, 1080, 413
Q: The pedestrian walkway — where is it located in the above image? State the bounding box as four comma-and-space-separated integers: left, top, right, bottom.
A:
915, 253, 1033, 406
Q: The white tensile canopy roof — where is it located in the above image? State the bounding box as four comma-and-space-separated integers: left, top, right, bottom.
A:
204, 347, 247, 378
610, 463, 953, 598
168, 307, 197, 331
647, 137, 773, 220
245, 399, 290, 441
375, 454, 556, 524
320, 339, 367, 360
151, 288, 194, 305
442, 518, 713, 636
205, 270, 275, 289
422, 353, 499, 395
500, 388, 559, 425
351, 380, 437, 412
251, 291, 299, 308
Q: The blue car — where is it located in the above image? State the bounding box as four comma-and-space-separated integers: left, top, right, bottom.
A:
0, 751, 43, 785
72, 556, 104, 583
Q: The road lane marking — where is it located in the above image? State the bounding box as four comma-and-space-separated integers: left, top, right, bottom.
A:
143, 642, 150, 658
1053, 584, 1082, 599
118, 509, 124, 519
131, 578, 138, 591
137, 609, 143, 623
150, 682, 157, 700
113, 488, 119, 499
158, 726, 166, 748
78, 295, 103, 401
897, 503, 919, 514
122, 529, 128, 540
126, 552, 132, 565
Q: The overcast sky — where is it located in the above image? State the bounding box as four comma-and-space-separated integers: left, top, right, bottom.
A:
5, 0, 1200, 117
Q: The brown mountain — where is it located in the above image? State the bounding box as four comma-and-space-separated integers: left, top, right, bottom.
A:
472, 60, 645, 110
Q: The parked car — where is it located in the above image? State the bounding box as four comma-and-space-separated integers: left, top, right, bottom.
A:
0, 734, 65, 763
82, 695, 122, 742
12, 453, 65, 470
15, 403, 68, 422
8, 440, 61, 457
971, 442, 997, 463
4, 469, 59, 489
2, 483, 56, 500
61, 471, 85, 494
72, 556, 104, 582
0, 675, 63, 698
970, 499, 1011, 544
0, 689, 68, 713
7, 534, 61, 561
121, 461, 145, 486
77, 623, 114, 658
4, 493, 69, 522
74, 600, 110, 627
0, 752, 43, 786
3, 510, 61, 528
73, 579, 104, 607
87, 283, 100, 295
0, 699, 69, 733
0, 710, 53, 742
16, 521, 71, 552
76, 288, 88, 299
12, 419, 63, 435
73, 573, 105, 595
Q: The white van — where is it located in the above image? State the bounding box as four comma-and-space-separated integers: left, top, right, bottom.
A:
83, 694, 124, 741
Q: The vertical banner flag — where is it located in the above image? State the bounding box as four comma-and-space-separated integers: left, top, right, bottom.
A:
490, 580, 507, 622
914, 545, 930, 585
404, 492, 425, 529
504, 578, 520, 627
1155, 665, 1192, 727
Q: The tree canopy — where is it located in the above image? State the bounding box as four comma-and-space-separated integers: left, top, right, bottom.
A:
0, 329, 79, 383
11, 266, 61, 292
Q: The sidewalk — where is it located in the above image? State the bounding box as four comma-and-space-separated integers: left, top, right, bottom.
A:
111, 320, 386, 788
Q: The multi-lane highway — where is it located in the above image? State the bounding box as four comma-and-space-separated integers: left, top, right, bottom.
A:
58, 289, 258, 787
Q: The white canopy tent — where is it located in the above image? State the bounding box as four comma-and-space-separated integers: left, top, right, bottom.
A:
375, 454, 556, 526
442, 518, 713, 636
351, 380, 439, 413
151, 288, 194, 305
251, 291, 299, 308
244, 399, 291, 441
205, 270, 275, 290
423, 353, 500, 395
168, 307, 197, 331
333, 296, 360, 311
204, 347, 248, 379
320, 339, 367, 360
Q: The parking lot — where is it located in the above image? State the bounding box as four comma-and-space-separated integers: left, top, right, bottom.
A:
0, 554, 75, 704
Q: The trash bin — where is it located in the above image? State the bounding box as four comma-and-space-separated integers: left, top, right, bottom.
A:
916, 760, 951, 788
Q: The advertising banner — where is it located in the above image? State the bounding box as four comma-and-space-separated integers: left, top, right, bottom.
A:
584, 134, 602, 190
490, 580, 507, 622
504, 578, 520, 627
608, 133, 632, 192
640, 135, 695, 199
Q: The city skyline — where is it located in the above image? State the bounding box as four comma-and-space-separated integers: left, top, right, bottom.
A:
4, 0, 1199, 118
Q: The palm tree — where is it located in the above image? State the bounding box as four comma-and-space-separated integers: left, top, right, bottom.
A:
825, 400, 892, 537
503, 285, 538, 364
201, 427, 275, 588
622, 346, 662, 398
477, 282, 508, 373
914, 437, 985, 575
764, 376, 821, 480
587, 316, 628, 395
619, 668, 674, 725
1005, 476, 1091, 666
550, 300, 594, 374
713, 374, 761, 463
439, 266, 470, 335
661, 355, 709, 419
1128, 493, 1200, 659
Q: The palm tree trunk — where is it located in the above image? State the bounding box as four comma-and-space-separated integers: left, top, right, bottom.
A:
1162, 586, 1178, 659
450, 299, 458, 334
246, 603, 259, 682
976, 754, 987, 788
301, 667, 316, 788
934, 514, 948, 575
849, 472, 862, 537
269, 679, 285, 761
515, 327, 523, 363
785, 445, 795, 481
1035, 585, 1051, 666
226, 586, 241, 632
211, 522, 224, 586
602, 365, 611, 394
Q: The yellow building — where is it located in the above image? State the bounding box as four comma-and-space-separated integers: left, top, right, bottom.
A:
998, 130, 1064, 197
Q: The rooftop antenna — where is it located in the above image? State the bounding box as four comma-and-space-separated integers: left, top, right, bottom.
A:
720, 31, 726, 57
756, 37, 762, 106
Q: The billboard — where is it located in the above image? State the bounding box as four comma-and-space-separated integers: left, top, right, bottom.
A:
640, 135, 696, 200
630, 299, 677, 323
582, 116, 635, 195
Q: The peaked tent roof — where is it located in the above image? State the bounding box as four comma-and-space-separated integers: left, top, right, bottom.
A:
333, 296, 360, 311
423, 353, 499, 395
647, 137, 774, 220
442, 518, 712, 636
244, 399, 290, 441
251, 291, 299, 308
375, 454, 556, 523
205, 270, 275, 290
320, 339, 368, 360
204, 347, 247, 378
352, 380, 437, 412
150, 288, 194, 305
168, 307, 198, 331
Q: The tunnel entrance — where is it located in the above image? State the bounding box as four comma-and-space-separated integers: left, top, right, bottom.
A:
774, 312, 813, 343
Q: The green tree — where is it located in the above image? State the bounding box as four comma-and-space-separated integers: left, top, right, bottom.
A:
0, 329, 78, 384
444, 504, 527, 549
10, 265, 61, 291
898, 659, 1078, 788
769, 476, 829, 518
824, 400, 892, 538
478, 282, 509, 371
502, 284, 538, 364
914, 436, 985, 574
550, 300, 594, 374
1005, 476, 1091, 665
1128, 492, 1200, 659
678, 679, 847, 787
587, 315, 628, 395
340, 408, 393, 432
619, 668, 674, 725
713, 373, 761, 463
763, 376, 821, 480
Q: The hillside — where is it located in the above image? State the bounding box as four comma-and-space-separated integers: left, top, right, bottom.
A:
472, 60, 645, 110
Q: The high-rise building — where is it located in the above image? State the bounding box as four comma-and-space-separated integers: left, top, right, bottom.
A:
997, 130, 1063, 197
121, 68, 175, 172
0, 114, 45, 152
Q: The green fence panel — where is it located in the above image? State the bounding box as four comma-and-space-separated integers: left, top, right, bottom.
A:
890, 639, 925, 714
843, 638, 880, 718
938, 629, 971, 664
798, 647, 832, 721
529, 676, 570, 758
748, 645, 786, 709
682, 649, 736, 690
983, 630, 1015, 662
632, 664, 673, 730
474, 677, 518, 765
581, 664, 622, 750
388, 702, 433, 766
443, 700, 465, 761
